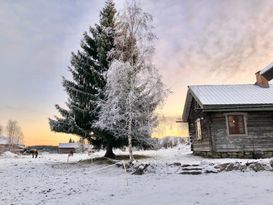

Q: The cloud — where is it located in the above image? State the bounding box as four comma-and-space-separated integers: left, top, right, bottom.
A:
141, 0, 273, 84
0, 0, 105, 111
134, 0, 273, 117
0, 105, 38, 113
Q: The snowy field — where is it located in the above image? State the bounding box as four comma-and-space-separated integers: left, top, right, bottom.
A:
1, 146, 273, 205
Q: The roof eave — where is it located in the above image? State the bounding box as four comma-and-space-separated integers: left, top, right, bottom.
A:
202, 104, 273, 112
182, 87, 204, 122
182, 89, 191, 122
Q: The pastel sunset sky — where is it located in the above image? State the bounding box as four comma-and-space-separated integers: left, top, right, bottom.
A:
1, 0, 273, 145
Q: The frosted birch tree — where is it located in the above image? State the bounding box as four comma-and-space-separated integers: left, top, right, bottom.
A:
95, 1, 167, 161
6, 120, 24, 148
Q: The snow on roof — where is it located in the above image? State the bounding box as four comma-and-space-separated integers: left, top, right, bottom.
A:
260, 62, 273, 75
259, 62, 273, 81
58, 143, 80, 149
189, 84, 273, 105
0, 136, 9, 145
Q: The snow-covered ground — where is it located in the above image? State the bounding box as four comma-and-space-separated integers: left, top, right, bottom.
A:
1, 146, 273, 205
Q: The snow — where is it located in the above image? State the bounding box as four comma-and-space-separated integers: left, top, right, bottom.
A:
1, 146, 273, 205
189, 84, 273, 105
1, 151, 18, 158
260, 61, 273, 75
58, 143, 80, 149
0, 136, 9, 144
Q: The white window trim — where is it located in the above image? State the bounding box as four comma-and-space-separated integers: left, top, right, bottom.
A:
195, 118, 202, 140
225, 113, 248, 137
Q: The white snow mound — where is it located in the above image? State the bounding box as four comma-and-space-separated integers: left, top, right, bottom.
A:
1, 151, 18, 158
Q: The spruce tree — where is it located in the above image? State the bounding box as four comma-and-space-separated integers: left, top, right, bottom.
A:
49, 0, 121, 158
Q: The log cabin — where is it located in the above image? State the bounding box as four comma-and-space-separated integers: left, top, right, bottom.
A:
58, 143, 80, 154
182, 63, 273, 158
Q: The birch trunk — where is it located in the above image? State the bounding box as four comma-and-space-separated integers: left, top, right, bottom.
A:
128, 83, 134, 161
128, 133, 133, 161
128, 116, 133, 161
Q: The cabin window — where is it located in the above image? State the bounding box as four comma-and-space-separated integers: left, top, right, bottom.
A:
195, 118, 202, 140
226, 114, 247, 136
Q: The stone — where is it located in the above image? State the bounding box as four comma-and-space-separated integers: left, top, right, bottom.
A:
238, 164, 247, 172
170, 162, 181, 166
214, 163, 230, 172
204, 170, 218, 174
225, 163, 238, 171
131, 163, 150, 175
270, 159, 273, 168
248, 162, 266, 172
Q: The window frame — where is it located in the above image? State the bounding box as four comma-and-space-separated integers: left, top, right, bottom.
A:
225, 113, 248, 137
195, 118, 202, 140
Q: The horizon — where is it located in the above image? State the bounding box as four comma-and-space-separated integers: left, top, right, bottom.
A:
1, 0, 273, 145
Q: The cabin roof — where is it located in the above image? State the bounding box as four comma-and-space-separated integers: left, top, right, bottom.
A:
182, 84, 273, 121
190, 84, 273, 105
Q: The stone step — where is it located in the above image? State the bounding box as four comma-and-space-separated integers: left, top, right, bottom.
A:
179, 171, 202, 175
181, 164, 200, 167
181, 167, 202, 171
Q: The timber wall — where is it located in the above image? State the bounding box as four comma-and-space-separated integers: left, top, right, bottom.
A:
210, 111, 273, 153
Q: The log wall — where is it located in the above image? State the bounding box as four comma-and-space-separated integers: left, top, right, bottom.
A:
210, 111, 273, 153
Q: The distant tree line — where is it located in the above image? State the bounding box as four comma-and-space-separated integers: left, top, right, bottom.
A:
155, 137, 190, 149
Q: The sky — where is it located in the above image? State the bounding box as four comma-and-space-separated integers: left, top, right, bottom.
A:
1, 0, 273, 145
